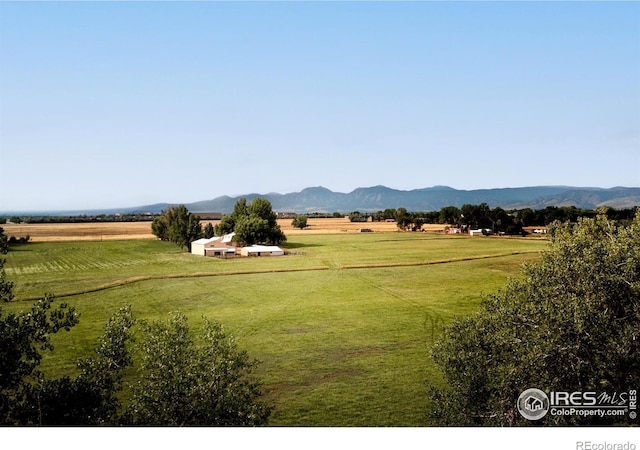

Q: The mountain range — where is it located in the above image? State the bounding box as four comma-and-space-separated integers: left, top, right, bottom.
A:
153, 185, 640, 215
5, 186, 639, 216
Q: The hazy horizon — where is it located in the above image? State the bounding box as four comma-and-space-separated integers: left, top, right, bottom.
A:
2, 183, 639, 215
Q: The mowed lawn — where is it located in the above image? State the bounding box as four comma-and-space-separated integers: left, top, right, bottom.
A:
2, 233, 548, 426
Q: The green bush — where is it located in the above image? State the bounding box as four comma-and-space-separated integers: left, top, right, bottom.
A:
428, 212, 640, 425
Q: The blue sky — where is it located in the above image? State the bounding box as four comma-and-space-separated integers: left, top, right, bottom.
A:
1, 1, 639, 211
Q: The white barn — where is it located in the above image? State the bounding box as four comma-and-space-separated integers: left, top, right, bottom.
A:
191, 237, 219, 256
191, 233, 237, 257
240, 245, 285, 257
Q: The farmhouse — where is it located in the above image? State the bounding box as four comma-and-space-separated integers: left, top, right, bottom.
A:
190, 233, 237, 257
240, 245, 285, 257
190, 233, 285, 258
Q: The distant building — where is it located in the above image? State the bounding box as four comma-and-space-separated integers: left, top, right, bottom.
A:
240, 245, 285, 257
191, 233, 288, 258
191, 237, 218, 255
191, 233, 236, 257
196, 212, 223, 220
276, 212, 298, 219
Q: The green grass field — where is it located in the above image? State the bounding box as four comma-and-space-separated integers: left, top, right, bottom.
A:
2, 233, 548, 426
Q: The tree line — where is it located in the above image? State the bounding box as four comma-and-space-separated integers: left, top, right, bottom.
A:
3, 213, 157, 224
345, 205, 639, 235
6, 205, 637, 232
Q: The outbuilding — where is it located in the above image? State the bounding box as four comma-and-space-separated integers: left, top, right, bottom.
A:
240, 245, 285, 257
191, 233, 237, 257
191, 237, 220, 256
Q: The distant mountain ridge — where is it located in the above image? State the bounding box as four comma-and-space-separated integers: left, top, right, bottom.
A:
183, 185, 640, 214
4, 186, 639, 216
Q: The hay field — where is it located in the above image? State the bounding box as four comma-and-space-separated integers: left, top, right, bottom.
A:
3, 218, 443, 242
281, 217, 443, 235
2, 221, 156, 242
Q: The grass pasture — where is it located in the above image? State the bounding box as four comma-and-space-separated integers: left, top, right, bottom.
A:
2, 231, 549, 426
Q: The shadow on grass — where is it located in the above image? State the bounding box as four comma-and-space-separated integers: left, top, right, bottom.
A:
6, 244, 34, 252
283, 242, 323, 249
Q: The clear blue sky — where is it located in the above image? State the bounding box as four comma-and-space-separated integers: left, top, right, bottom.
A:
1, 1, 639, 211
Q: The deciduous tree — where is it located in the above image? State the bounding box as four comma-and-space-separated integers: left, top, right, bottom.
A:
427, 212, 640, 425
203, 222, 216, 239
0, 228, 14, 303
395, 208, 411, 230
152, 205, 203, 251
124, 312, 271, 426
151, 215, 168, 241
291, 216, 308, 230
0, 295, 79, 424
217, 198, 286, 246
215, 198, 248, 236
1, 298, 270, 425
0, 259, 12, 303
438, 206, 461, 226
34, 306, 134, 425
0, 227, 8, 255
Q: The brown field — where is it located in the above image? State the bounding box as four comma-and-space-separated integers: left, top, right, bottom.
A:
280, 218, 445, 235
2, 222, 156, 242
3, 218, 446, 242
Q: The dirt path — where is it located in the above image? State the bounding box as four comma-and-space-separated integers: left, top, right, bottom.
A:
15, 250, 538, 302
